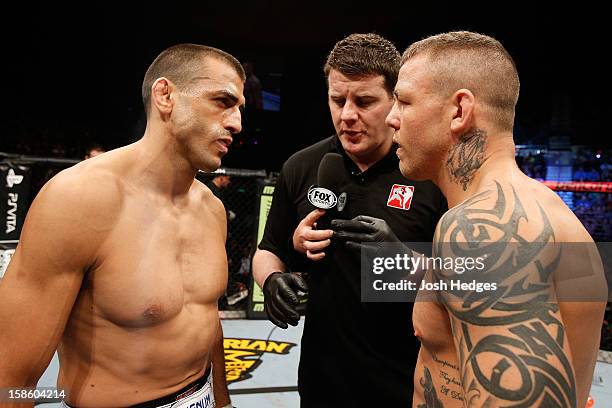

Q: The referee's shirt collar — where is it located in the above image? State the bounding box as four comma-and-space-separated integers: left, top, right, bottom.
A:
329, 135, 399, 179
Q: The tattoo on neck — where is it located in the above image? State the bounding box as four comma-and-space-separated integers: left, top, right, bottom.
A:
446, 129, 487, 191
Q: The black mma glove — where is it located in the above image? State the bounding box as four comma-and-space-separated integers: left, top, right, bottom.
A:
262, 272, 308, 329
331, 215, 400, 252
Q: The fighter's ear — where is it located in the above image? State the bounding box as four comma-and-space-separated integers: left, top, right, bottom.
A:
449, 89, 475, 135
151, 77, 175, 118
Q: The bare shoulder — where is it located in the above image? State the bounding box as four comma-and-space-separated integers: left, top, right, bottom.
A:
9, 155, 126, 277
435, 178, 591, 245
522, 177, 592, 242
192, 179, 226, 221
431, 179, 597, 408
432, 178, 575, 291
34, 158, 124, 226
432, 176, 603, 305
435, 180, 523, 245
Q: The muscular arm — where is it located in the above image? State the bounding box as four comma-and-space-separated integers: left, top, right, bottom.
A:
434, 182, 577, 407
0, 170, 116, 406
202, 182, 231, 405
211, 319, 231, 407
252, 249, 286, 289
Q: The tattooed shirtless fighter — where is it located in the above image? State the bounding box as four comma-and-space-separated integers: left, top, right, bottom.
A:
386, 31, 607, 407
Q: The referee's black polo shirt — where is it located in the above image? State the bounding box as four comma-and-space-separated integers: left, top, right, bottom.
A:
258, 135, 447, 406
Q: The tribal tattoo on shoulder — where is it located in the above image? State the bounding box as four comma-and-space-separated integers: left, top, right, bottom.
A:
432, 181, 577, 407
446, 129, 487, 191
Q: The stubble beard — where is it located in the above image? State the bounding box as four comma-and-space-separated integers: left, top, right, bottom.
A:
194, 125, 232, 172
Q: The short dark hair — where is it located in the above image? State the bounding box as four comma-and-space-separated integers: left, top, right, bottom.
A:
142, 44, 246, 115
323, 33, 400, 94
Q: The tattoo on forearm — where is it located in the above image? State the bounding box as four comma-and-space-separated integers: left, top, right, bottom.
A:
433, 181, 577, 407
446, 129, 486, 191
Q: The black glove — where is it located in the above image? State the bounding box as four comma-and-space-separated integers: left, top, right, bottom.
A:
262, 272, 308, 329
332, 216, 427, 285
331, 215, 400, 252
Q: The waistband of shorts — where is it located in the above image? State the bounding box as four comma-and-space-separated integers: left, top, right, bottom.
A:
129, 365, 212, 408
63, 366, 213, 408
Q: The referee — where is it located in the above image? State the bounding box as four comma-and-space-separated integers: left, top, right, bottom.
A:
252, 33, 447, 407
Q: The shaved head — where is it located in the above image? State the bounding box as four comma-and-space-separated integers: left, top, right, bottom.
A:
401, 31, 520, 130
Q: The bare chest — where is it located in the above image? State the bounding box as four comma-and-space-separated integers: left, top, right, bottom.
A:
413, 271, 455, 352
80, 197, 227, 327
413, 283, 465, 407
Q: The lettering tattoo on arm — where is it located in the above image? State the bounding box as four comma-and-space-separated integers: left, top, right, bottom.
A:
418, 355, 464, 407
434, 354, 464, 403
433, 181, 577, 407
446, 129, 487, 191
432, 353, 460, 371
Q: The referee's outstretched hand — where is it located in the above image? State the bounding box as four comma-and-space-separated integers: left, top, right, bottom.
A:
263, 272, 308, 329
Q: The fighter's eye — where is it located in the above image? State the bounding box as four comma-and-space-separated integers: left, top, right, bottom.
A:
393, 92, 409, 105
396, 96, 410, 106
216, 97, 233, 108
